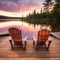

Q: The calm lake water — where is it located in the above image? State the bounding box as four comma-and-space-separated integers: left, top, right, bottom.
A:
0, 19, 51, 40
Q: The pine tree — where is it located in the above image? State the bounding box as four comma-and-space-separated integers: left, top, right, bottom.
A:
43, 0, 54, 18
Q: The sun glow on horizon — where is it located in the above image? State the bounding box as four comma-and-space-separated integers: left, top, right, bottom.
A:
0, 10, 38, 17
0, 4, 43, 17
0, 10, 26, 17
0, 0, 55, 17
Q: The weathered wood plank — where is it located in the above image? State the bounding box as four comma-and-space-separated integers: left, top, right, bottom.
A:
0, 36, 60, 58
51, 32, 60, 40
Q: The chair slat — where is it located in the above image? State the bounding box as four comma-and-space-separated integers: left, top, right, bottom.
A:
8, 28, 22, 45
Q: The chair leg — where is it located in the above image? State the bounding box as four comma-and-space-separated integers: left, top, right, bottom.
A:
25, 41, 26, 47
33, 41, 35, 45
23, 41, 26, 50
35, 42, 38, 50
9, 40, 14, 49
47, 41, 52, 50
45, 43, 47, 49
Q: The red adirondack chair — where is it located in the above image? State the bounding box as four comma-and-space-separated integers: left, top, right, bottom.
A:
33, 29, 52, 50
8, 28, 27, 50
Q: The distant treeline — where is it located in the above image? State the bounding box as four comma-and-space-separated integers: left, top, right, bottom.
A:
20, 0, 60, 32
0, 34, 10, 37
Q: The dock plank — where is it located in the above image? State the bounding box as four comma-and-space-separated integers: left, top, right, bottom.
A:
51, 32, 60, 40
0, 36, 60, 58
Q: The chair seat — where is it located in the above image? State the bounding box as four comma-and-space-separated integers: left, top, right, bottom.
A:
8, 28, 27, 50
37, 41, 46, 45
33, 29, 52, 50
14, 41, 22, 45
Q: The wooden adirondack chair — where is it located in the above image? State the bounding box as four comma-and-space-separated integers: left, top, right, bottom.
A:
33, 29, 52, 50
8, 28, 27, 50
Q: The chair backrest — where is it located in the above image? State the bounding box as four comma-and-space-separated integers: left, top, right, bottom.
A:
8, 28, 22, 41
38, 29, 50, 41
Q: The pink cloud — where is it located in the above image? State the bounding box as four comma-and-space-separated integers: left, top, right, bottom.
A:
18, 4, 43, 13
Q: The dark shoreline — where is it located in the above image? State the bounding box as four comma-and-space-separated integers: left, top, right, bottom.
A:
0, 19, 20, 22
0, 34, 10, 37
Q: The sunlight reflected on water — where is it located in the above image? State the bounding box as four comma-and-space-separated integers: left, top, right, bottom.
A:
0, 20, 51, 34
0, 20, 52, 39
0, 21, 23, 28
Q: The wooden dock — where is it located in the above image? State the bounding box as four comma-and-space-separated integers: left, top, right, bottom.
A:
51, 32, 60, 40
0, 36, 60, 60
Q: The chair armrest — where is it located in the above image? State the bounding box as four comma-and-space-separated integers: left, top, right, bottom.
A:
22, 36, 28, 41
25, 36, 28, 40
32, 36, 37, 41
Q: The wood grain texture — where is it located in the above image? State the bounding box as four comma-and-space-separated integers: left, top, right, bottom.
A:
0, 36, 60, 58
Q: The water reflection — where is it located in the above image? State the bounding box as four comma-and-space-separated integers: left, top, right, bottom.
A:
0, 20, 51, 40
0, 20, 51, 31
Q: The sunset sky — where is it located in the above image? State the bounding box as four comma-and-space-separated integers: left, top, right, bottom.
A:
0, 0, 45, 17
